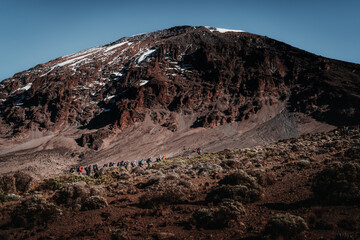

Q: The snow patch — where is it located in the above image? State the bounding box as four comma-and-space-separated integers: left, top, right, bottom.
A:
137, 49, 157, 64
17, 83, 32, 92
106, 41, 129, 51
104, 95, 116, 101
139, 80, 149, 86
205, 26, 244, 33
56, 52, 94, 67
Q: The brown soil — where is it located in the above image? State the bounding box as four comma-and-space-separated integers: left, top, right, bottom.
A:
0, 127, 359, 240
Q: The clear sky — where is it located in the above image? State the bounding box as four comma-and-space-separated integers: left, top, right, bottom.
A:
0, 0, 359, 81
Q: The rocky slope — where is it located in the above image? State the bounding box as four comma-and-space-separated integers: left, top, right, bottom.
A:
0, 127, 359, 239
1, 26, 359, 135
0, 26, 359, 177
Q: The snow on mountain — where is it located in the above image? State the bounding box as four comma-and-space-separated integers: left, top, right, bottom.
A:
205, 26, 244, 33
137, 49, 157, 64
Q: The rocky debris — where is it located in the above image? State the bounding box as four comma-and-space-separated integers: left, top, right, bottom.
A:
263, 213, 308, 239
77, 129, 113, 150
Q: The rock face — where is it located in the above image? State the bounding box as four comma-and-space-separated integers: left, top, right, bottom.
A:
0, 26, 359, 141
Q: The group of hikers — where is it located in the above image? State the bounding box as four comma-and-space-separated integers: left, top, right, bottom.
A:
70, 147, 204, 177
334, 126, 350, 135
70, 156, 166, 177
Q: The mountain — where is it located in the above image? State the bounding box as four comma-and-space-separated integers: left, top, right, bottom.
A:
0, 26, 359, 177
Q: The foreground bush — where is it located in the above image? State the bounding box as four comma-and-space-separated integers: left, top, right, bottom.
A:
0, 172, 36, 194
81, 196, 108, 210
263, 213, 308, 240
11, 196, 62, 228
192, 199, 246, 229
312, 162, 360, 205
138, 174, 198, 208
53, 182, 103, 209
206, 170, 263, 204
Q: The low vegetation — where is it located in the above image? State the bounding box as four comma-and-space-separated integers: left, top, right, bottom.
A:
263, 213, 308, 239
312, 162, 360, 205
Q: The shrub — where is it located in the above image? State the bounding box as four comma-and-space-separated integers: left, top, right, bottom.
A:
206, 185, 262, 204
0, 175, 16, 193
247, 169, 276, 186
81, 196, 108, 210
13, 172, 36, 193
333, 233, 356, 240
312, 162, 360, 205
219, 170, 259, 188
206, 170, 263, 204
138, 175, 198, 208
11, 196, 62, 228
0, 191, 6, 202
220, 159, 242, 169
53, 181, 104, 208
192, 199, 245, 229
218, 198, 246, 218
263, 213, 308, 239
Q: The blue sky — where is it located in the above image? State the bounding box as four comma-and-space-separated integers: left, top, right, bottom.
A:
0, 0, 359, 81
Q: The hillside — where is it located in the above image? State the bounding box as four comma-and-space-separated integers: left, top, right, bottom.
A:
0, 127, 359, 239
0, 26, 359, 178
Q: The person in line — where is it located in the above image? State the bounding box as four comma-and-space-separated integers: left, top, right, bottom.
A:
124, 161, 129, 170
93, 164, 99, 173
78, 165, 83, 175
146, 158, 152, 168
138, 159, 144, 168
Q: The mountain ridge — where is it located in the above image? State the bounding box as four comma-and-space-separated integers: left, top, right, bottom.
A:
0, 25, 359, 177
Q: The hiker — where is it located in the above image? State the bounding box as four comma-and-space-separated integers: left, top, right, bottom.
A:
197, 148, 202, 155
131, 161, 136, 168
345, 126, 349, 135
146, 158, 152, 168
162, 155, 166, 161
156, 157, 161, 162
124, 161, 129, 170
93, 164, 99, 173
85, 166, 91, 176
120, 160, 124, 167
70, 167, 75, 173
103, 163, 108, 167
117, 162, 121, 167
78, 165, 84, 175
138, 159, 144, 168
